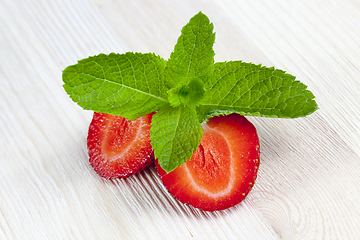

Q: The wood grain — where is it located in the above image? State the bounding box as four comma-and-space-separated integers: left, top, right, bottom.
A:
1, 0, 360, 239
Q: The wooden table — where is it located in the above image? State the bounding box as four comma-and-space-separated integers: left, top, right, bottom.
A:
1, 0, 360, 239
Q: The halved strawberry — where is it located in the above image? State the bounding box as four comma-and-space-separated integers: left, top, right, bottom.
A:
87, 112, 154, 179
155, 114, 260, 211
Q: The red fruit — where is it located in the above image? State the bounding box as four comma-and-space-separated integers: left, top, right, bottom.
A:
87, 112, 154, 179
156, 114, 260, 211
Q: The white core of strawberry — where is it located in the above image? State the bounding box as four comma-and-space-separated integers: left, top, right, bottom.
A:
182, 125, 236, 199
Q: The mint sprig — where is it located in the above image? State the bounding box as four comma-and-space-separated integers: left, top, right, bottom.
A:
62, 11, 318, 173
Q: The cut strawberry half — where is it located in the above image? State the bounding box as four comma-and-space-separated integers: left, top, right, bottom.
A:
155, 114, 260, 211
87, 112, 154, 179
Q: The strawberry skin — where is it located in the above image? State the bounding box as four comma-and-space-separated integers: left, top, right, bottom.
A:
156, 114, 260, 211
87, 112, 154, 179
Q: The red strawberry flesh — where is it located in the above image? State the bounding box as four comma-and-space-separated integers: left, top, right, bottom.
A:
156, 114, 260, 211
87, 112, 154, 179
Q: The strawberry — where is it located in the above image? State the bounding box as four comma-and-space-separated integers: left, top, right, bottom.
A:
155, 114, 260, 211
87, 112, 154, 179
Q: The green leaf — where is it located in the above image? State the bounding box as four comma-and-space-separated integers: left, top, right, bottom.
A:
150, 105, 203, 173
62, 52, 168, 120
165, 11, 215, 89
197, 61, 318, 122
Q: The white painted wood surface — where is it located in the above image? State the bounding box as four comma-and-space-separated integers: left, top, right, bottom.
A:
1, 0, 360, 239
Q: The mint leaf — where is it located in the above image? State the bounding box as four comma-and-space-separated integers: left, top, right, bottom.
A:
197, 61, 318, 122
165, 11, 215, 89
150, 105, 203, 173
63, 52, 168, 120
